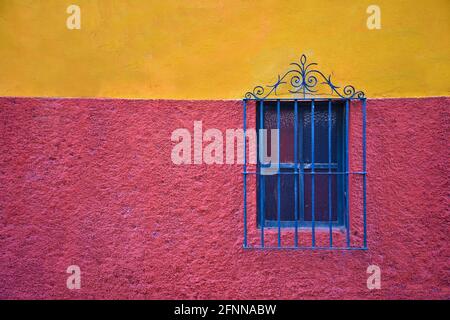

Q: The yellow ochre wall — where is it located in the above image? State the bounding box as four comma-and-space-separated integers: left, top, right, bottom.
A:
0, 0, 449, 99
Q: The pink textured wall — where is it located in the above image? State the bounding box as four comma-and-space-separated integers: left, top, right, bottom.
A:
0, 97, 448, 299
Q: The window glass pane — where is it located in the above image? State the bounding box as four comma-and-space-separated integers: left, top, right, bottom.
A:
303, 169, 338, 222
263, 169, 295, 222
262, 102, 276, 161
262, 102, 295, 163
263, 169, 338, 223
299, 102, 341, 164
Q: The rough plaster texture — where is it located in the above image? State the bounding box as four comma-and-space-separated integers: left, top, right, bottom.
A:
0, 97, 448, 299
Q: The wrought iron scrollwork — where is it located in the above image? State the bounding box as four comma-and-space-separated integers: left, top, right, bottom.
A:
244, 54, 365, 99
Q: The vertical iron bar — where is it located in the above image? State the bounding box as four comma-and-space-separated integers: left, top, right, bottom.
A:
259, 100, 265, 247
345, 99, 350, 248
277, 99, 281, 247
294, 99, 299, 247
328, 99, 333, 247
243, 99, 247, 248
311, 99, 315, 247
362, 98, 367, 248
300, 106, 304, 225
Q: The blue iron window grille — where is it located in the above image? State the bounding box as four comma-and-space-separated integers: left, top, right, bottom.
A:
242, 54, 367, 250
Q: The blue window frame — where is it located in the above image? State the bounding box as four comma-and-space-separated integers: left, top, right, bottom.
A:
256, 100, 346, 229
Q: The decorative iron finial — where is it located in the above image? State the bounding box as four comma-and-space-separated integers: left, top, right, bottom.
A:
244, 54, 365, 99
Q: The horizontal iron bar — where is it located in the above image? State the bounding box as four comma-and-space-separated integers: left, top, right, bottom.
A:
243, 171, 366, 175
243, 98, 366, 102
260, 163, 337, 169
263, 221, 344, 229
243, 246, 368, 251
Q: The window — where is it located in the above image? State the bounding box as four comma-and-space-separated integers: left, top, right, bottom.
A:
242, 54, 367, 250
256, 100, 345, 228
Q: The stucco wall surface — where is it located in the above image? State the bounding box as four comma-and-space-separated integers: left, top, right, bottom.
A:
0, 97, 448, 299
